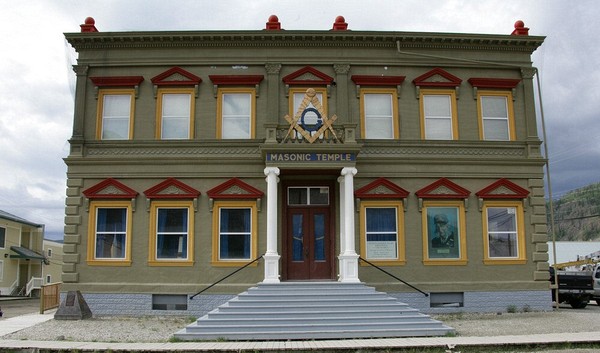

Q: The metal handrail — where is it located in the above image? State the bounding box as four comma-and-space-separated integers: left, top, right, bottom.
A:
359, 256, 429, 297
190, 254, 264, 300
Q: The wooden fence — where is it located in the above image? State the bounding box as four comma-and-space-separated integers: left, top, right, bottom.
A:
40, 282, 61, 314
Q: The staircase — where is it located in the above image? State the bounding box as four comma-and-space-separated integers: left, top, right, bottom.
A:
175, 282, 454, 341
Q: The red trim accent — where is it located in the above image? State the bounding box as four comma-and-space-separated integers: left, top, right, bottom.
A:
151, 67, 202, 86
90, 76, 144, 87
332, 16, 348, 31
209, 75, 264, 85
475, 178, 530, 199
282, 66, 334, 85
412, 68, 462, 88
80, 17, 98, 33
415, 178, 470, 199
83, 178, 138, 199
351, 75, 406, 86
265, 15, 281, 30
144, 178, 200, 199
468, 78, 521, 89
355, 178, 409, 199
511, 21, 529, 36
207, 178, 264, 199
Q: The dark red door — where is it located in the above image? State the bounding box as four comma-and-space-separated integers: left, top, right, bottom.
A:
286, 207, 331, 280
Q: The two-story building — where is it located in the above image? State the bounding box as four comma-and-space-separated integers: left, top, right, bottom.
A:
62, 16, 549, 317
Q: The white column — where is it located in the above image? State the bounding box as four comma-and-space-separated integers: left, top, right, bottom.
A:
337, 176, 346, 281
338, 167, 360, 283
263, 167, 281, 283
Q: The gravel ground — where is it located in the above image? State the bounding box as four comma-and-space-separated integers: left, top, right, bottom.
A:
3, 307, 600, 343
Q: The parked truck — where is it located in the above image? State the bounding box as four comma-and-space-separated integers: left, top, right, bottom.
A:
549, 266, 594, 309
591, 263, 600, 306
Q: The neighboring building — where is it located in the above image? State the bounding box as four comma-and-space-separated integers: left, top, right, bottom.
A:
43, 239, 64, 285
0, 210, 46, 297
62, 16, 549, 315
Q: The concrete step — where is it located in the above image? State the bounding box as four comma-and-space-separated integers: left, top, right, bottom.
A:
175, 282, 454, 341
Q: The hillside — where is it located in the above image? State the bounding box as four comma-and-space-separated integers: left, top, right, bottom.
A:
548, 182, 600, 241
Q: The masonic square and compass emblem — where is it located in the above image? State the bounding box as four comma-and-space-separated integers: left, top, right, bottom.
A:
283, 88, 339, 143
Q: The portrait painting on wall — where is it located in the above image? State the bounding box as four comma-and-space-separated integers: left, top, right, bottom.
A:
426, 206, 460, 259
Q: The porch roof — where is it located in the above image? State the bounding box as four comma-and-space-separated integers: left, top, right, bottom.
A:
9, 246, 47, 262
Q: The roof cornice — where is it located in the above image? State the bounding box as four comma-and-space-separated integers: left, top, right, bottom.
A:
65, 30, 544, 53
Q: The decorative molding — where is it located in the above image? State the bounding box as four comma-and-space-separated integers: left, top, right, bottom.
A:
143, 178, 200, 212
265, 63, 282, 74
282, 66, 334, 97
351, 75, 405, 97
85, 145, 261, 156
468, 77, 521, 100
415, 178, 471, 211
333, 64, 351, 75
475, 178, 530, 211
209, 75, 264, 98
355, 178, 410, 211
151, 67, 201, 97
83, 178, 138, 199
413, 68, 462, 99
89, 76, 144, 98
207, 178, 264, 200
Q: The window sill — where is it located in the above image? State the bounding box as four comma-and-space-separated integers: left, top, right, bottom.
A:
423, 259, 468, 266
148, 260, 194, 267
86, 259, 132, 266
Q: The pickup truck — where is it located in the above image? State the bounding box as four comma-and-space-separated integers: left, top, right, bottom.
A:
549, 267, 594, 309
591, 264, 600, 305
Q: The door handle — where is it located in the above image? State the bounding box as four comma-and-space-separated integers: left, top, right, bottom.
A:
304, 248, 309, 259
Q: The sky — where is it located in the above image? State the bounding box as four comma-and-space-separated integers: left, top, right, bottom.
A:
0, 0, 598, 240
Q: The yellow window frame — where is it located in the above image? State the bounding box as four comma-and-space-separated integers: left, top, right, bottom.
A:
96, 89, 135, 140
148, 200, 195, 267
87, 200, 133, 266
476, 90, 516, 141
421, 200, 468, 265
288, 87, 328, 117
211, 200, 258, 267
359, 200, 405, 266
482, 200, 526, 265
419, 89, 458, 140
359, 88, 399, 139
155, 88, 195, 140
216, 87, 256, 139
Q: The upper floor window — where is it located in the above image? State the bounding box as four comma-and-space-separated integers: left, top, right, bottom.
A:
151, 67, 201, 140
217, 88, 255, 139
360, 89, 398, 139
210, 75, 264, 140
97, 90, 135, 140
90, 76, 144, 141
468, 78, 520, 141
0, 226, 5, 248
420, 90, 458, 140
156, 89, 194, 139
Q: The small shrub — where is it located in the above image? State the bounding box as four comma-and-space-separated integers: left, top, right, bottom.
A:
507, 305, 517, 313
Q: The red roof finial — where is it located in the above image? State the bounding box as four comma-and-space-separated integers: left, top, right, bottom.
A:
511, 20, 529, 36
80, 17, 98, 33
332, 16, 348, 31
265, 15, 281, 30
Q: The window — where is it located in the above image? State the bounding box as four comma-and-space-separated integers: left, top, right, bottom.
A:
288, 87, 328, 139
422, 201, 467, 265
47, 248, 52, 257
46, 275, 51, 284
96, 89, 135, 140
420, 90, 458, 140
149, 201, 194, 266
482, 201, 526, 264
360, 89, 398, 139
288, 187, 329, 205
212, 201, 258, 266
87, 201, 132, 266
0, 226, 5, 248
217, 88, 255, 139
359, 201, 405, 265
477, 91, 515, 141
156, 88, 194, 139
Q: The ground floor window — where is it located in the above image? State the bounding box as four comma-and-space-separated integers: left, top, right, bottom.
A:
359, 200, 405, 266
482, 201, 526, 264
87, 201, 132, 266
212, 200, 258, 266
149, 201, 194, 266
422, 201, 467, 265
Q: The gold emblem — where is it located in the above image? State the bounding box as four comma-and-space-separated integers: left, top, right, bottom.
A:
283, 88, 338, 143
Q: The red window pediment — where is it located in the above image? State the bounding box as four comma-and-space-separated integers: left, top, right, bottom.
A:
468, 78, 521, 89
282, 66, 334, 85
151, 67, 202, 86
412, 68, 462, 88
89, 76, 144, 87
144, 178, 200, 199
207, 178, 264, 199
355, 178, 409, 199
476, 178, 530, 199
83, 178, 138, 199
351, 75, 406, 86
415, 178, 470, 199
209, 75, 264, 85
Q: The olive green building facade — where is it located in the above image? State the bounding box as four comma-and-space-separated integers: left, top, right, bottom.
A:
62, 16, 549, 315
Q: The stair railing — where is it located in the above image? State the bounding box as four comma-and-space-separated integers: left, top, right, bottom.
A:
358, 256, 429, 297
190, 254, 264, 300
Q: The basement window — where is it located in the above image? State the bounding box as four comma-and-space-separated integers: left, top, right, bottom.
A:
152, 294, 188, 311
430, 292, 464, 308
